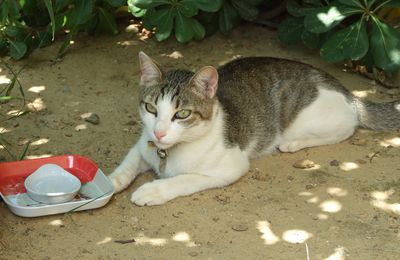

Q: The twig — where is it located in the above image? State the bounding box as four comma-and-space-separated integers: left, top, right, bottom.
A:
369, 151, 380, 163
305, 242, 310, 260
114, 239, 136, 244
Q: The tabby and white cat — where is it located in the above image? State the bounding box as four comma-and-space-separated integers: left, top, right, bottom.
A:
109, 51, 400, 206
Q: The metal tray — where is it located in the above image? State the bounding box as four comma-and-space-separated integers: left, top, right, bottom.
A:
0, 155, 114, 217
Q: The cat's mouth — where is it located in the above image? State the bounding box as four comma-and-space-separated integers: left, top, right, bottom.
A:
154, 141, 174, 150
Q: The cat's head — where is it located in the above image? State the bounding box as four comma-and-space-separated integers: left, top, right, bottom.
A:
138, 51, 219, 149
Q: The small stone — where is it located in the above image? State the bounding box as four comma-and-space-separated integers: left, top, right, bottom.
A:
355, 159, 367, 164
214, 195, 230, 205
125, 24, 139, 33
305, 184, 316, 190
350, 138, 367, 146
13, 122, 19, 127
188, 252, 198, 257
293, 159, 315, 169
126, 120, 137, 126
231, 223, 248, 232
330, 160, 340, 166
84, 113, 100, 125
64, 133, 72, 137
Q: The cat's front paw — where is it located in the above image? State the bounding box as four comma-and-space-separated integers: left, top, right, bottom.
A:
130, 180, 173, 206
108, 169, 133, 193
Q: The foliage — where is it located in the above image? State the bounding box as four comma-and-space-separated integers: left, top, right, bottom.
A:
127, 0, 263, 43
0, 0, 126, 59
278, 0, 400, 72
0, 65, 30, 160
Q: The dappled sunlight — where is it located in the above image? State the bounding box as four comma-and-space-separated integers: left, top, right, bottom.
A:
327, 187, 348, 197
0, 75, 11, 84
27, 98, 46, 111
0, 144, 5, 150
319, 200, 342, 213
172, 231, 197, 247
117, 40, 139, 46
162, 51, 183, 59
75, 124, 87, 131
0, 127, 11, 133
31, 138, 49, 146
317, 213, 329, 220
379, 137, 400, 147
7, 109, 25, 116
339, 162, 359, 171
307, 196, 319, 203
323, 246, 347, 260
48, 219, 64, 227
351, 89, 375, 98
135, 233, 167, 246
96, 236, 112, 245
396, 103, 400, 112
298, 191, 313, 196
282, 229, 313, 244
371, 189, 400, 215
25, 154, 53, 159
257, 221, 280, 245
317, 7, 344, 27
28, 86, 46, 93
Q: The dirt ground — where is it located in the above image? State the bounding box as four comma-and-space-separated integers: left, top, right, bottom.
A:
1, 23, 400, 260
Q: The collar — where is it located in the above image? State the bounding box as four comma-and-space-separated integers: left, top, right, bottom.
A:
148, 141, 168, 173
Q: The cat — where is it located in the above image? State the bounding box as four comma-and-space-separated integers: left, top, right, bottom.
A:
109, 51, 400, 206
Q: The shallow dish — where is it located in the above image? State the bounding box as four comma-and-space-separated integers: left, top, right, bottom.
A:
0, 155, 114, 217
24, 164, 81, 204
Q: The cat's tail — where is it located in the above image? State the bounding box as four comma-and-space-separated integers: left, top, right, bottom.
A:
354, 98, 400, 131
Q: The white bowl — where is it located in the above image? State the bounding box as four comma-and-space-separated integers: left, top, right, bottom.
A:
24, 164, 81, 204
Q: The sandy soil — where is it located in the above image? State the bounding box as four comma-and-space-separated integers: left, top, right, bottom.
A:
1, 23, 400, 260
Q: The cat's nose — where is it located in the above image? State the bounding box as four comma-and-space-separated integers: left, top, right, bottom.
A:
154, 131, 166, 141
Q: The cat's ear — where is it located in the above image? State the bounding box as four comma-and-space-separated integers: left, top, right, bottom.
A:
190, 66, 219, 99
138, 51, 163, 87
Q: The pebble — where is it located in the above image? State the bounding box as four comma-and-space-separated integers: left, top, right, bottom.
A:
188, 252, 198, 257
125, 24, 139, 33
293, 159, 315, 169
84, 113, 100, 125
350, 138, 367, 146
214, 195, 230, 205
330, 160, 340, 166
231, 223, 248, 232
126, 120, 137, 126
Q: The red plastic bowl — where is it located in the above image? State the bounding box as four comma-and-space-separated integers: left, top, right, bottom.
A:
0, 155, 98, 196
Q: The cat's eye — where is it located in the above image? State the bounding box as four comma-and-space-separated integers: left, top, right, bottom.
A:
144, 103, 157, 115
174, 109, 192, 120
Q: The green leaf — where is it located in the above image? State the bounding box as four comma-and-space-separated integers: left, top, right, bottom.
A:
178, 1, 198, 17
218, 1, 239, 33
55, 0, 70, 12
58, 29, 77, 57
0, 38, 7, 54
132, 0, 170, 9
189, 18, 205, 40
74, 0, 93, 25
287, 1, 317, 17
44, 0, 56, 41
4, 25, 27, 41
175, 12, 194, 43
231, 0, 259, 21
370, 17, 400, 71
127, 0, 147, 17
153, 7, 176, 41
338, 0, 363, 8
277, 17, 304, 45
104, 0, 126, 7
9, 41, 27, 60
183, 0, 222, 12
34, 31, 52, 48
98, 7, 119, 35
320, 19, 369, 62
301, 30, 320, 49
384, 0, 400, 7
304, 4, 362, 33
